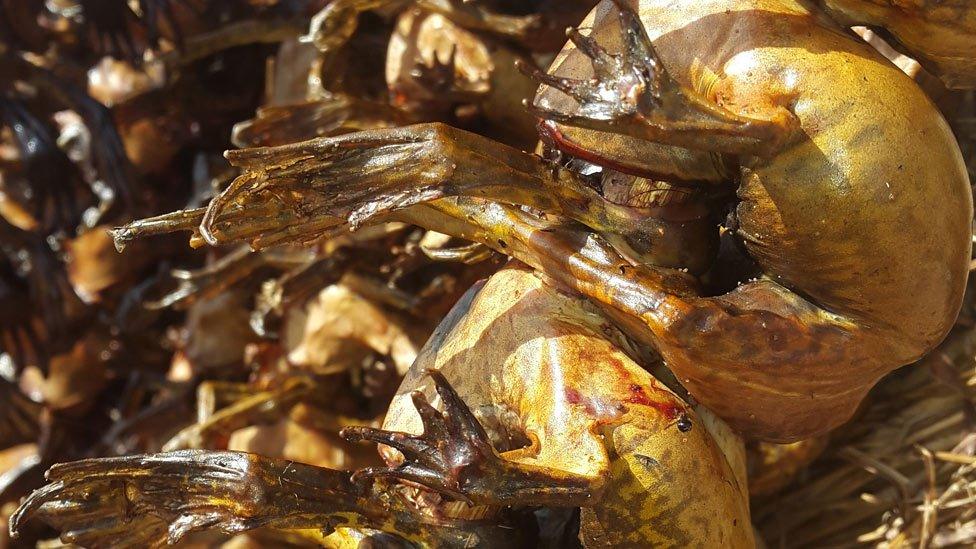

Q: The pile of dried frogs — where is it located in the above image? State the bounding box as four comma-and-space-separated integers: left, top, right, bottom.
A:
1, 0, 974, 547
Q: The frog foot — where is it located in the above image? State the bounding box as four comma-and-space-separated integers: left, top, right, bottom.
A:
341, 370, 594, 507
516, 0, 664, 124
9, 450, 378, 546
518, 0, 791, 156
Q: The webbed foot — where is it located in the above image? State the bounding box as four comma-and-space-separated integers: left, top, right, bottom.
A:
342, 370, 594, 507
519, 0, 793, 157
9, 450, 374, 546
10, 449, 519, 547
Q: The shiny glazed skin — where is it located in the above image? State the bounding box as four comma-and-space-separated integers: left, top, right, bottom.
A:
381, 266, 754, 547
537, 0, 972, 440
819, 0, 976, 89
113, 0, 973, 441
11, 0, 974, 545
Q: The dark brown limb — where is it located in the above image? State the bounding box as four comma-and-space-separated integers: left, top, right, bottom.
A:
250, 253, 353, 337
9, 450, 511, 547
231, 96, 411, 148
415, 0, 540, 41
342, 370, 595, 507
302, 0, 539, 58
110, 207, 206, 251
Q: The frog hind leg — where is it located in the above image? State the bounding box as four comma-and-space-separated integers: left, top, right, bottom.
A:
365, 266, 754, 547
9, 449, 501, 547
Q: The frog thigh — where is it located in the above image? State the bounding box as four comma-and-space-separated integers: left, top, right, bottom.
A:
386, 266, 753, 547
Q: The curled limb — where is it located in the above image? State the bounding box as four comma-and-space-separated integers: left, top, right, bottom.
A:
342, 370, 594, 507
394, 199, 876, 441
9, 450, 382, 547
230, 95, 410, 148
146, 245, 316, 310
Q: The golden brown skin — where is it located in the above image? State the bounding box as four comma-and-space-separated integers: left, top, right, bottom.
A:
819, 0, 976, 89
127, 4, 971, 440
365, 265, 754, 547
525, 0, 972, 440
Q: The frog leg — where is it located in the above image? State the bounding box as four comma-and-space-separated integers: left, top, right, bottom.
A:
304, 0, 403, 56
419, 240, 493, 264
110, 207, 207, 250
413, 0, 540, 41
195, 381, 258, 423
388, 200, 886, 442
9, 450, 507, 547
252, 252, 367, 338
144, 123, 659, 250
342, 370, 595, 507
118, 186, 881, 441
521, 0, 797, 158
376, 266, 753, 546
112, 122, 722, 256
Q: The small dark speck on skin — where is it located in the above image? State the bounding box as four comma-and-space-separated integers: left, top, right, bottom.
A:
634, 453, 660, 470
677, 414, 693, 432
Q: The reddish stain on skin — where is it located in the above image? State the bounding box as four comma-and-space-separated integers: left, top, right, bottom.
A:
608, 357, 631, 380
539, 121, 657, 179
564, 387, 596, 415
625, 383, 681, 420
